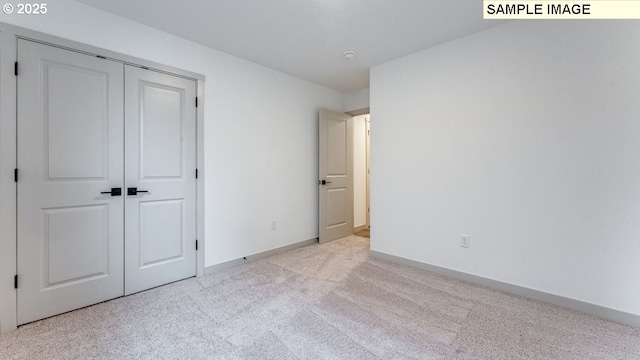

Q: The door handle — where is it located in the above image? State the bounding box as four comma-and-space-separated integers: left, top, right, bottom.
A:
318, 180, 332, 185
100, 188, 122, 196
127, 187, 149, 196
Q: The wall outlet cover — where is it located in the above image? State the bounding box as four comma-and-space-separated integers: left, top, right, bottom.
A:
461, 234, 470, 248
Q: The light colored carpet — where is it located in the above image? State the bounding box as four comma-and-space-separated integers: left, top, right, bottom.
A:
1, 235, 639, 359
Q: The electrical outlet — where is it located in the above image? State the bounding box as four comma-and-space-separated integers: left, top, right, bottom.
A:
271, 220, 277, 230
461, 234, 470, 248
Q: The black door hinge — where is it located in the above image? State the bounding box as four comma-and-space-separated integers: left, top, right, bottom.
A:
196, 240, 198, 251
14, 168, 18, 182
195, 169, 198, 179
14, 62, 18, 76
14, 275, 18, 289
195, 97, 198, 108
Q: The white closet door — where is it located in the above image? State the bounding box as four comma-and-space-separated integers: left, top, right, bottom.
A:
17, 40, 124, 325
124, 66, 197, 295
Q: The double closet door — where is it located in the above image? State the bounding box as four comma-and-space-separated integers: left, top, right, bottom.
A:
16, 39, 197, 325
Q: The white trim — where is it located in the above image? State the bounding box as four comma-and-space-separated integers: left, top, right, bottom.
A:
205, 238, 318, 275
0, 23, 206, 333
345, 108, 370, 116
0, 30, 18, 333
365, 116, 370, 228
0, 22, 203, 82
369, 250, 640, 328
196, 80, 205, 277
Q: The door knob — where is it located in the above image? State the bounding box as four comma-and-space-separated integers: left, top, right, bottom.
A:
100, 188, 122, 196
127, 187, 149, 196
318, 180, 332, 185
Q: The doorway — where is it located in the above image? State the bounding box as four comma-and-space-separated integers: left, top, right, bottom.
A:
353, 114, 370, 238
317, 109, 370, 243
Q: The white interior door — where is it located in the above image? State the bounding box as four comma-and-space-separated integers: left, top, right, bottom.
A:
318, 109, 353, 243
124, 66, 197, 295
17, 40, 124, 325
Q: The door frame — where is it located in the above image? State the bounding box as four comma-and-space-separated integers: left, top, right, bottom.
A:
345, 108, 370, 231
366, 116, 370, 228
0, 23, 206, 333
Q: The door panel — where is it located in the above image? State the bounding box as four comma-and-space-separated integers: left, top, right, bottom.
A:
139, 84, 184, 178
124, 66, 196, 295
327, 188, 348, 227
17, 40, 124, 325
44, 205, 109, 285
318, 109, 353, 243
327, 122, 347, 175
46, 63, 108, 179
139, 199, 184, 267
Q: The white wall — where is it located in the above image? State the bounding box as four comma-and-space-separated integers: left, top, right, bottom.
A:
371, 21, 640, 316
0, 0, 343, 269
353, 115, 368, 228
343, 88, 370, 112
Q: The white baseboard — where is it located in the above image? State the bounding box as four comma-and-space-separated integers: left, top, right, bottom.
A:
205, 238, 318, 275
369, 250, 640, 328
